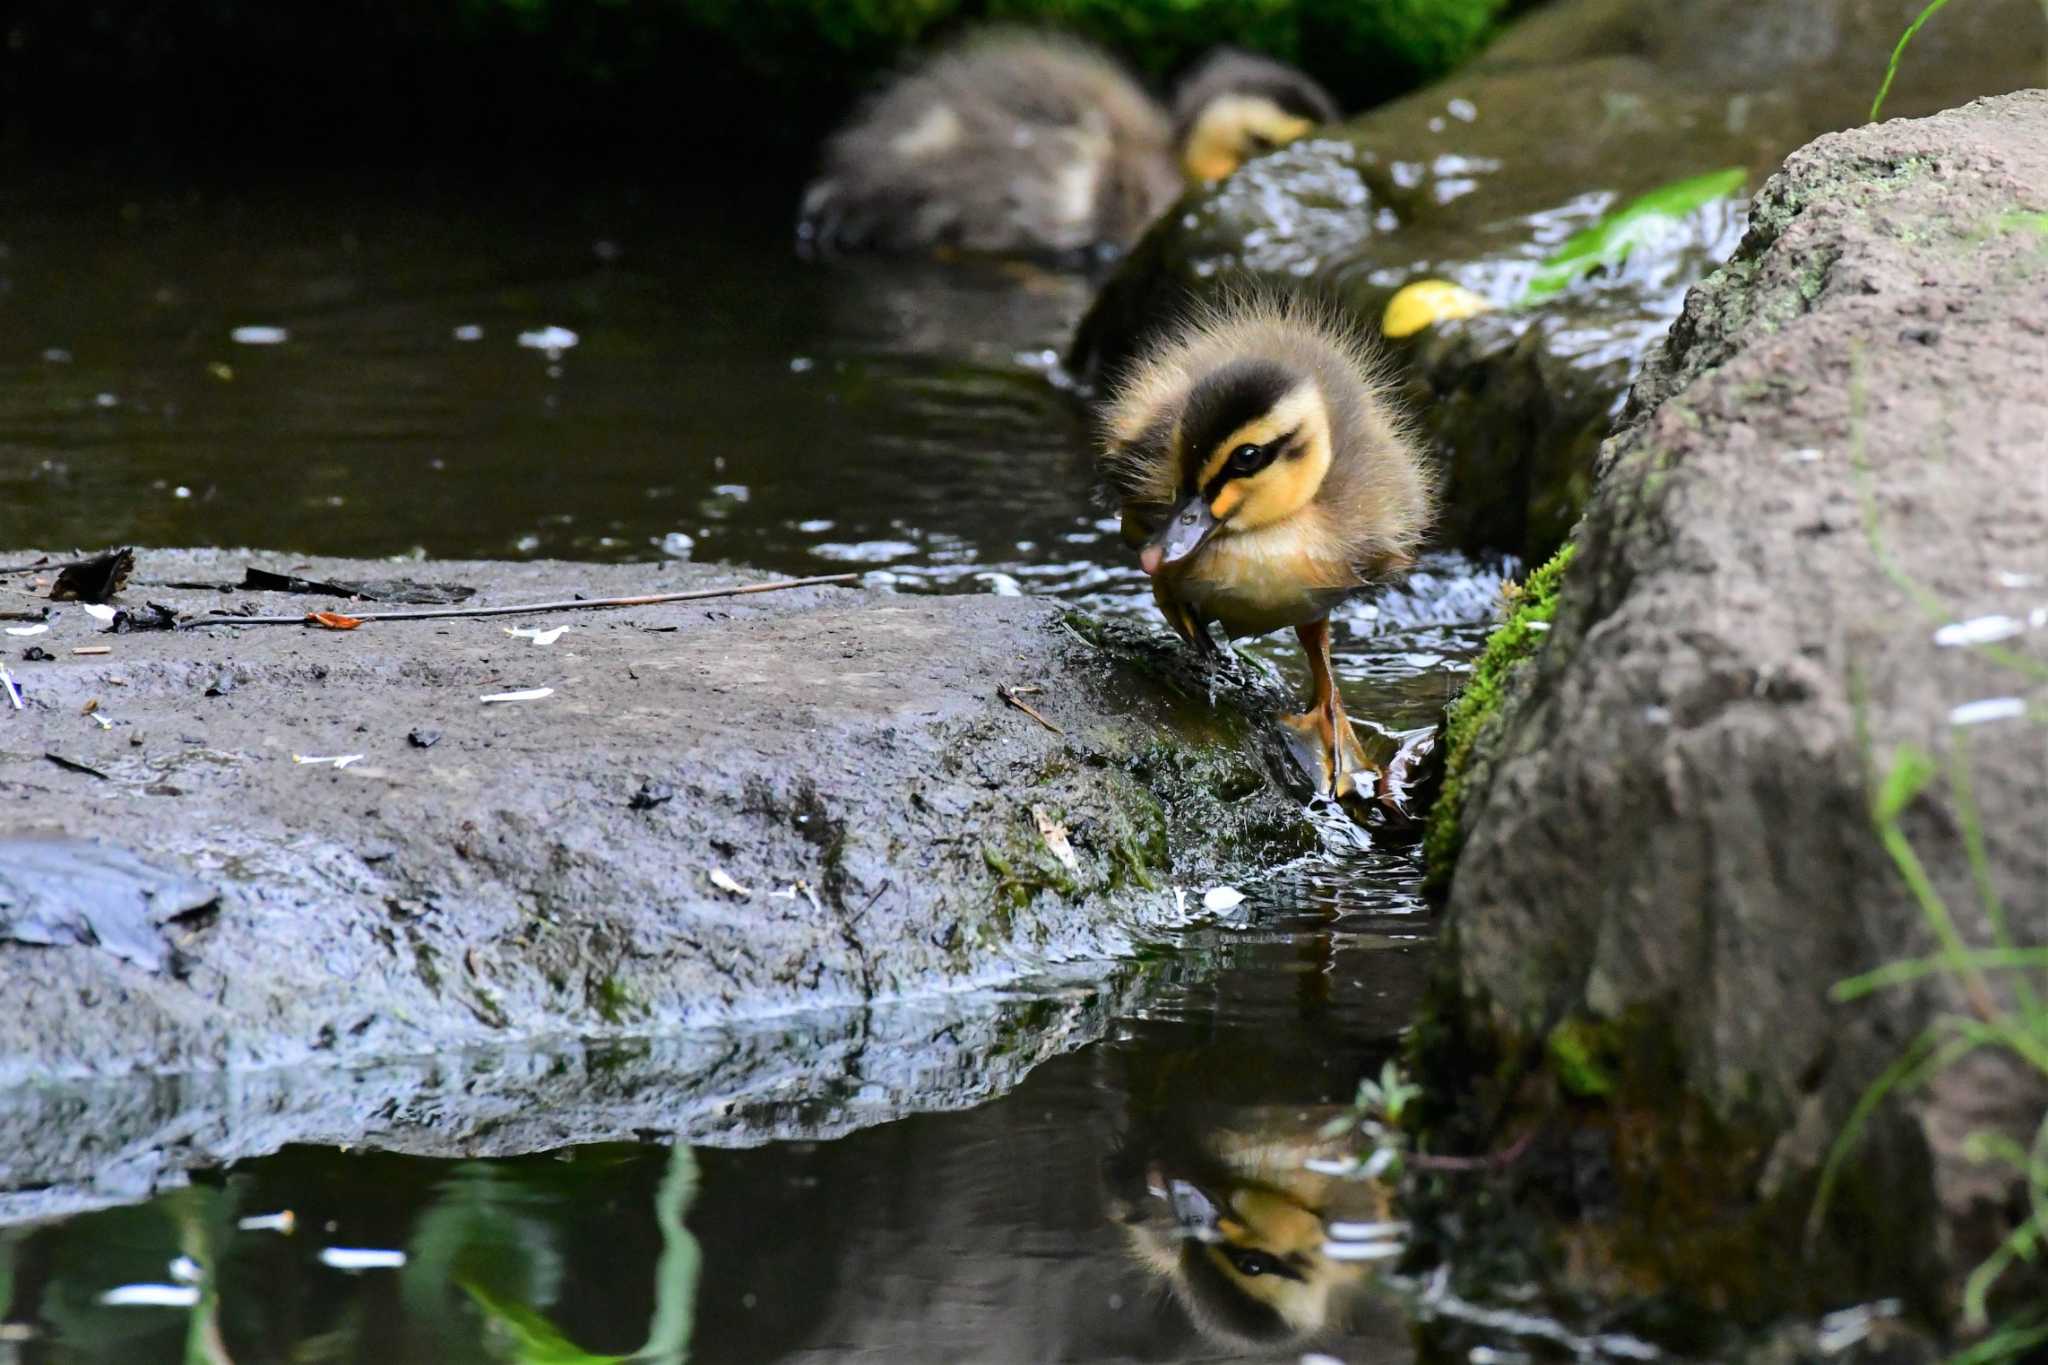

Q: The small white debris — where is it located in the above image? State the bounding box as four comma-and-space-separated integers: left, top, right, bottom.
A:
977, 572, 1024, 597
318, 1247, 407, 1272
100, 1284, 201, 1308
173, 485, 192, 499
1446, 97, 1477, 122
1303, 1155, 1361, 1176
238, 1210, 297, 1234
0, 664, 22, 711
1322, 1238, 1405, 1262
452, 324, 484, 341
292, 753, 364, 769
1360, 1147, 1399, 1178
168, 1256, 202, 1284
480, 687, 554, 703
1524, 620, 1551, 633
230, 325, 289, 345
517, 325, 579, 355
1949, 697, 2027, 727
1934, 615, 2024, 647
5, 623, 49, 636
95, 392, 119, 408
1783, 446, 1823, 463
43, 347, 73, 363
788, 356, 814, 373
658, 531, 695, 559
1202, 885, 1246, 912
768, 884, 800, 901
1032, 806, 1081, 875
91, 711, 112, 730
504, 625, 567, 646
1992, 570, 2040, 589
82, 603, 118, 622
709, 868, 751, 897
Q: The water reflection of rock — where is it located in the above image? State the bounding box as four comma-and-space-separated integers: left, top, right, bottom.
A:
1068, 0, 2048, 563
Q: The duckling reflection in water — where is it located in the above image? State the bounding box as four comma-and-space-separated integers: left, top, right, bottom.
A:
1099, 296, 1435, 801
1107, 1109, 1401, 1348
800, 31, 1336, 257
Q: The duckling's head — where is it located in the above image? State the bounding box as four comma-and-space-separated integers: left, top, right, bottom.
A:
1173, 50, 1339, 182
1140, 357, 1332, 576
1124, 1165, 1365, 1346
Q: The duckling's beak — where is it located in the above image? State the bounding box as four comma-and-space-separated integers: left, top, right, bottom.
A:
1140, 495, 1220, 575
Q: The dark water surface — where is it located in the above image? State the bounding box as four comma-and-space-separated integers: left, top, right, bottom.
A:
0, 174, 1505, 1361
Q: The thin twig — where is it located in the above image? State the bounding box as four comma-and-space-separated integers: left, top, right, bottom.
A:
1405, 1124, 1540, 1173
997, 683, 1064, 735
177, 573, 860, 628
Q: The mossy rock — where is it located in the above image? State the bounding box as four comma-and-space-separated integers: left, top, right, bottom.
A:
1422, 538, 1574, 894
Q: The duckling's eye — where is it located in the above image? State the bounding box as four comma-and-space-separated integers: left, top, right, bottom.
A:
1246, 132, 1278, 153
1228, 442, 1267, 474
1224, 1247, 1287, 1278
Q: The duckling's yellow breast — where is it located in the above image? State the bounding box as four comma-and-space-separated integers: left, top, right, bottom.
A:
1165, 523, 1359, 638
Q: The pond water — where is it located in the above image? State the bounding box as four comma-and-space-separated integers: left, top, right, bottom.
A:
0, 172, 1508, 1361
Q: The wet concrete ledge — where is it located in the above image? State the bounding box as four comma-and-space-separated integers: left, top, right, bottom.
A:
0, 550, 1313, 1087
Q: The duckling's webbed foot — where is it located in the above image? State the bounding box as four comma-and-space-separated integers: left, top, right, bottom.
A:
1280, 618, 1371, 801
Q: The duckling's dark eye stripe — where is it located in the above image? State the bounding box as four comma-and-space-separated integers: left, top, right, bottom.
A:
1200, 426, 1297, 501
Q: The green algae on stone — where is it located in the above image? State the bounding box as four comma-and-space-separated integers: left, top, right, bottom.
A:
1424, 540, 1577, 893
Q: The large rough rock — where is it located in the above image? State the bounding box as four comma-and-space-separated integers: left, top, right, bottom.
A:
1068, 0, 2048, 563
1430, 91, 2048, 1324
0, 551, 1311, 1087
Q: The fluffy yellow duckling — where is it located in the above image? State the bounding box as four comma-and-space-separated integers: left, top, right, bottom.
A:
1100, 298, 1434, 799
799, 31, 1336, 257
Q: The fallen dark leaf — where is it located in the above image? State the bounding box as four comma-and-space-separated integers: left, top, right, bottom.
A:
21, 646, 54, 662
242, 567, 476, 605
49, 548, 135, 604
628, 779, 675, 811
110, 601, 180, 632
307, 611, 363, 631
44, 752, 111, 780
407, 728, 442, 749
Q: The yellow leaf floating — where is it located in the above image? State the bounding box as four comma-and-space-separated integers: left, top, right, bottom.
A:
1381, 280, 1491, 338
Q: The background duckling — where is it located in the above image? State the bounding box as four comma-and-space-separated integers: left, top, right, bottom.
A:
1171, 48, 1340, 183
1099, 297, 1434, 802
799, 31, 1337, 258
799, 29, 1180, 258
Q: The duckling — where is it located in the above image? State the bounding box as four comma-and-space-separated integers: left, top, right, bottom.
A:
1171, 48, 1340, 183
799, 32, 1336, 258
1099, 298, 1433, 801
1108, 1108, 1400, 1347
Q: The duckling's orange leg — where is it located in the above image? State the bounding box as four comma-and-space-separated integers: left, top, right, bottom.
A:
1279, 618, 1371, 799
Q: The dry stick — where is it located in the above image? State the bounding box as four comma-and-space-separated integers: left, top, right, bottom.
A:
176, 573, 860, 628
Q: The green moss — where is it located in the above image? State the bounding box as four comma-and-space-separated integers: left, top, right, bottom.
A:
1545, 1014, 1619, 1098
1424, 539, 1577, 893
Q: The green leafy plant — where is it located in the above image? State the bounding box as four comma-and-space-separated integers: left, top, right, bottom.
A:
1869, 0, 1957, 122
1322, 1059, 1424, 1178
1519, 168, 1748, 304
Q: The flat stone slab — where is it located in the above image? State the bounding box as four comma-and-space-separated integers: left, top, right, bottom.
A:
0, 550, 1309, 1086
